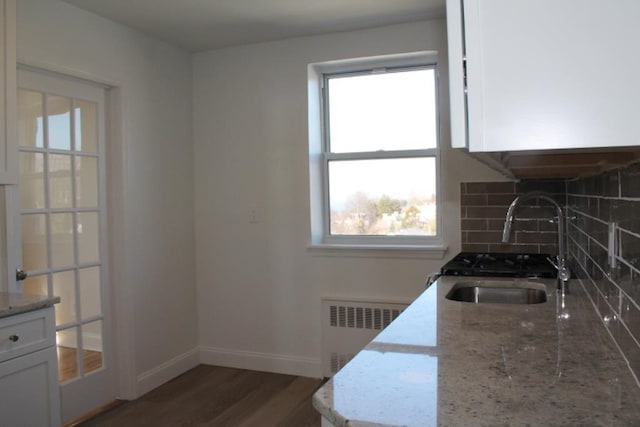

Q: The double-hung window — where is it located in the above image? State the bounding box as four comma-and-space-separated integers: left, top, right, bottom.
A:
316, 55, 441, 247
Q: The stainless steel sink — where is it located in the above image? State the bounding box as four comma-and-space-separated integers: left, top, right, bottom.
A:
446, 281, 547, 304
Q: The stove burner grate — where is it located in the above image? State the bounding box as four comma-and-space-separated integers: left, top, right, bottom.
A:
441, 252, 556, 279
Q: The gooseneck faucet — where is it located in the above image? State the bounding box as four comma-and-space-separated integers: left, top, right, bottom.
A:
502, 191, 570, 293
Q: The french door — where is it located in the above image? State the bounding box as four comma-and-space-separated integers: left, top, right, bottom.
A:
11, 68, 116, 422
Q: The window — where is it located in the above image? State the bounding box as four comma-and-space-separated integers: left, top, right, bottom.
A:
310, 53, 441, 248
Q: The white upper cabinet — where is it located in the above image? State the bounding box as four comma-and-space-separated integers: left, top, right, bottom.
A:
448, 0, 640, 152
0, 0, 17, 182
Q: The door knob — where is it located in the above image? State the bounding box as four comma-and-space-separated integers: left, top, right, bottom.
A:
16, 269, 27, 281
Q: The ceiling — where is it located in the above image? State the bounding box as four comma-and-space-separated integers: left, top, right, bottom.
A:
60, 0, 446, 52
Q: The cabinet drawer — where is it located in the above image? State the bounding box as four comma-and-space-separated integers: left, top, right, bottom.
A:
0, 307, 56, 363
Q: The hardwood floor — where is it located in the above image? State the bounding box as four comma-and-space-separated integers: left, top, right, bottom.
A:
58, 346, 104, 383
78, 365, 324, 427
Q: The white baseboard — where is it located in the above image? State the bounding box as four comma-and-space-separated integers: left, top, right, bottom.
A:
57, 331, 102, 352
199, 346, 322, 378
82, 332, 102, 352
136, 347, 200, 397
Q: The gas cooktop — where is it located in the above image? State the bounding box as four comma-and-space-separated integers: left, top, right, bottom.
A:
441, 252, 557, 278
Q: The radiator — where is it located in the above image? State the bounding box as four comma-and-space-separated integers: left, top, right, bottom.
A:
321, 298, 409, 377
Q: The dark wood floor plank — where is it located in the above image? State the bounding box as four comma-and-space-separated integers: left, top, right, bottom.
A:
237, 377, 322, 427
79, 365, 323, 427
142, 365, 240, 404
141, 368, 257, 426
81, 400, 165, 426
199, 372, 296, 426
276, 392, 325, 427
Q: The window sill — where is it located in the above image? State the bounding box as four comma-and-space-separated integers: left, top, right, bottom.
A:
306, 243, 448, 259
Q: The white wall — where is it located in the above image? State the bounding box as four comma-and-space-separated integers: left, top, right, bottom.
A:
16, 0, 506, 393
193, 19, 505, 377
17, 0, 198, 397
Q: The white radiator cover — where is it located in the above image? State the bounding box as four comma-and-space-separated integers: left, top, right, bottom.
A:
321, 298, 409, 377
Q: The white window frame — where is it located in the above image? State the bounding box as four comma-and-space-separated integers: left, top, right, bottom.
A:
308, 52, 445, 254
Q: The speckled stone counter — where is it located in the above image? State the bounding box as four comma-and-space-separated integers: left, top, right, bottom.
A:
313, 277, 640, 426
0, 292, 60, 318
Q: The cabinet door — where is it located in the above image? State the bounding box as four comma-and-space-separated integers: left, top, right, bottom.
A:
0, 0, 17, 183
451, 0, 640, 152
446, 0, 468, 149
0, 346, 61, 427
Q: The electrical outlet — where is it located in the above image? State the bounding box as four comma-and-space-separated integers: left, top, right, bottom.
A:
249, 208, 260, 224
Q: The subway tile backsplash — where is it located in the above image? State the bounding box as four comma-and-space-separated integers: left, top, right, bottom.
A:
567, 164, 640, 380
461, 163, 640, 381
460, 180, 565, 254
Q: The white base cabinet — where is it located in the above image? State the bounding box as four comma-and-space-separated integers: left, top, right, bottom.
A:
0, 308, 61, 427
0, 347, 60, 427
448, 0, 640, 152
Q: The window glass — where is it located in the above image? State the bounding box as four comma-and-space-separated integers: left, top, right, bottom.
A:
328, 158, 437, 236
47, 96, 72, 151
322, 64, 440, 242
328, 69, 437, 153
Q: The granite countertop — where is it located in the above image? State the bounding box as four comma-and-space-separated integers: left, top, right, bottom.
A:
0, 292, 60, 318
313, 277, 640, 426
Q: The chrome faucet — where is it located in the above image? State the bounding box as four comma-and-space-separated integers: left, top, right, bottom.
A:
502, 191, 570, 293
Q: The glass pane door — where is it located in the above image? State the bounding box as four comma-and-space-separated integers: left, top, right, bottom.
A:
18, 86, 105, 383
15, 68, 115, 422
